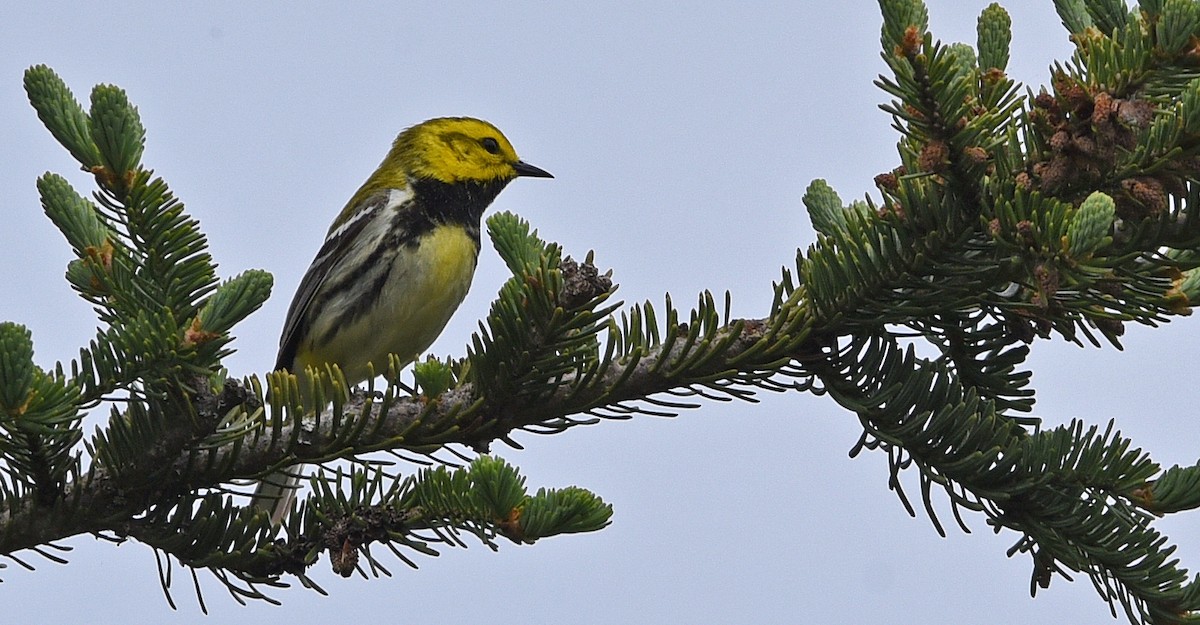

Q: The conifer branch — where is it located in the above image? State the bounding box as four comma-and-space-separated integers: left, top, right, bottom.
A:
8, 2, 1200, 623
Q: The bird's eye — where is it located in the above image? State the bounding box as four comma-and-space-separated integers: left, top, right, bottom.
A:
481, 137, 501, 154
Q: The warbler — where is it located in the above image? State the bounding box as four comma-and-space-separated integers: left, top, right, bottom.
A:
252, 117, 552, 523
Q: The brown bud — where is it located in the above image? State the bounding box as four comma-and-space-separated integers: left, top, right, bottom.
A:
330, 538, 358, 578
982, 67, 1007, 84
1094, 317, 1126, 337
1032, 263, 1059, 309
1072, 135, 1098, 159
1096, 279, 1124, 298
918, 140, 949, 173
901, 25, 922, 56
1091, 92, 1116, 124
874, 171, 899, 191
496, 506, 526, 543
963, 146, 988, 165
1049, 130, 1072, 152
1121, 177, 1168, 217
84, 239, 115, 272
1016, 220, 1035, 245
1040, 156, 1077, 193
559, 256, 612, 309
1034, 91, 1057, 111
1060, 83, 1090, 113
182, 317, 220, 348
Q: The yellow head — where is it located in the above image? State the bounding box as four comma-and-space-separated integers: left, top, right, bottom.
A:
334, 117, 551, 232
375, 117, 551, 186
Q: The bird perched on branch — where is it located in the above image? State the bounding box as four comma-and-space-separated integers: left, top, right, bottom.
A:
252, 117, 553, 524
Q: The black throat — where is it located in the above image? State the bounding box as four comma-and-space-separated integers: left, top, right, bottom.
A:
411, 177, 511, 234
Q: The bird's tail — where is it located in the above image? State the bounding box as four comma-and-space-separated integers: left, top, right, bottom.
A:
250, 468, 303, 526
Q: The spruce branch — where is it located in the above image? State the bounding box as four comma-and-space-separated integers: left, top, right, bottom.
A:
6, 2, 1200, 623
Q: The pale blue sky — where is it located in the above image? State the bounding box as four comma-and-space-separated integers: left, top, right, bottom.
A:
1, 2, 1197, 623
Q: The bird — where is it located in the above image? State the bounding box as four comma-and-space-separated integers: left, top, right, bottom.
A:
251, 117, 552, 524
